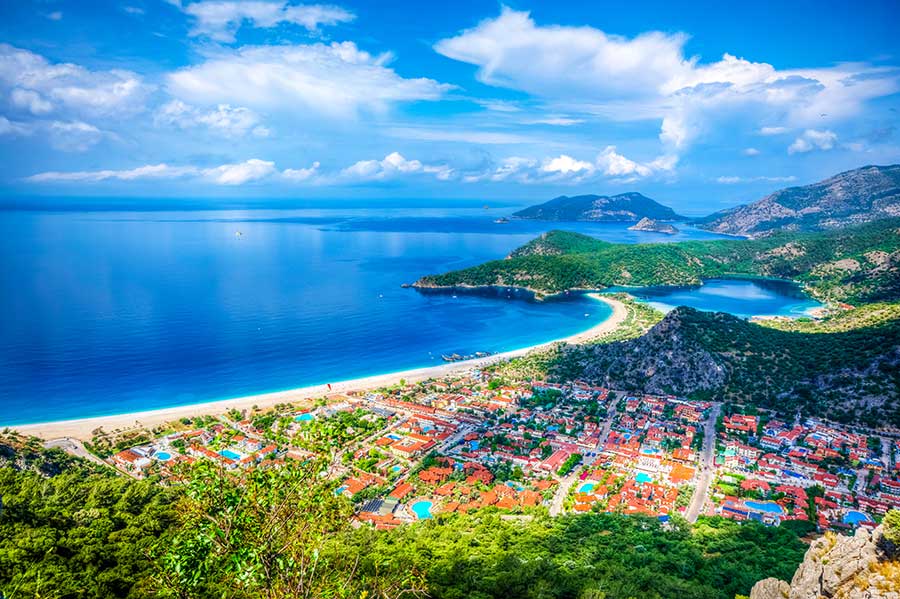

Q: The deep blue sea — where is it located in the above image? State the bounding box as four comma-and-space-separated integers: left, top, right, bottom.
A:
0, 200, 818, 425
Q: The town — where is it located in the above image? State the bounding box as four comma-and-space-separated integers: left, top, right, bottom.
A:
101, 367, 900, 533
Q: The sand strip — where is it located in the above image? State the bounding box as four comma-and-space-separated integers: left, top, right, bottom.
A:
11, 294, 626, 441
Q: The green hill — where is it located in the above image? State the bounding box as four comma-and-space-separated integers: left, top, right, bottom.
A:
415, 218, 900, 305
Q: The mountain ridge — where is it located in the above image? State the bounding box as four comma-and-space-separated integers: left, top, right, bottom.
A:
696, 164, 900, 237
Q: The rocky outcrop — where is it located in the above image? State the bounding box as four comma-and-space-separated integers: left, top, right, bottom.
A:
750, 523, 899, 599
628, 217, 679, 234
697, 164, 900, 237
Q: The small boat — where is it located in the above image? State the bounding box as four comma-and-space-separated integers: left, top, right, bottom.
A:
235, 231, 243, 237
493, 217, 510, 224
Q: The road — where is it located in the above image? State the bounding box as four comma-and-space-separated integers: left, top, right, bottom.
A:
43, 437, 110, 469
549, 396, 619, 516
685, 403, 721, 523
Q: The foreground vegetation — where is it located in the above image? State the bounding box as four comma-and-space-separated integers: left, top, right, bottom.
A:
0, 438, 812, 599
416, 218, 900, 305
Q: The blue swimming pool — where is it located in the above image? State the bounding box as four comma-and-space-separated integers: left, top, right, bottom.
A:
391, 465, 403, 472
387, 433, 401, 440
334, 485, 347, 496
219, 449, 241, 461
635, 473, 652, 484
295, 413, 314, 422
155, 451, 171, 461
411, 500, 433, 519
745, 500, 784, 515
578, 482, 595, 494
843, 510, 871, 525
506, 481, 525, 491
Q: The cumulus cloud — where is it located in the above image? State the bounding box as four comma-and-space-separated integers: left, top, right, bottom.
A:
155, 100, 270, 137
0, 44, 150, 121
787, 129, 838, 154
742, 147, 760, 156
435, 9, 900, 155
183, 1, 355, 42
46, 120, 106, 152
282, 161, 321, 181
341, 152, 452, 182
167, 42, 451, 119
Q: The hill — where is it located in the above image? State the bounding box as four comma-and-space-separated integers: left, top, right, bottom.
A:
549, 304, 900, 427
415, 218, 900, 305
513, 192, 683, 221
696, 164, 900, 237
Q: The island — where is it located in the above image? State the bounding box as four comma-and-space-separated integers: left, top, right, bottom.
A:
627, 217, 679, 234
513, 191, 683, 222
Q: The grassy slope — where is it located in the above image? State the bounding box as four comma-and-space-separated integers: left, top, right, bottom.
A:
417, 218, 900, 304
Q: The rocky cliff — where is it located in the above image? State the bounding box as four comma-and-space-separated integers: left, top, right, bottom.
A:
750, 518, 899, 599
627, 217, 679, 234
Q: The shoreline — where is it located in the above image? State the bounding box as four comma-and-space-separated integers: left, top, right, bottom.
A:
10, 294, 628, 441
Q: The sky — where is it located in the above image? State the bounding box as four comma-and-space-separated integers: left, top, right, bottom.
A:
1, 0, 899, 214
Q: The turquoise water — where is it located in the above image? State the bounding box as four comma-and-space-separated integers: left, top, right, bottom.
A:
334, 485, 348, 496
218, 449, 241, 461
635, 473, 652, 484
744, 500, 784, 514
3, 200, 815, 426
578, 482, 595, 494
391, 465, 403, 473
295, 413, 314, 422
411, 500, 433, 519
155, 452, 171, 461
843, 510, 871, 525
607, 278, 822, 318
506, 481, 525, 491
387, 433, 402, 440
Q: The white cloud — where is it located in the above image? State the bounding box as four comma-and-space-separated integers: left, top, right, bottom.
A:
385, 125, 533, 145
47, 120, 106, 152
716, 175, 797, 184
155, 100, 270, 137
283, 161, 321, 181
0, 116, 31, 136
167, 43, 450, 119
340, 152, 452, 181
522, 116, 584, 126
434, 9, 900, 156
595, 146, 652, 177
26, 163, 199, 182
26, 158, 276, 185
46, 11, 63, 21
0, 44, 150, 120
787, 129, 837, 154
183, 1, 355, 42
742, 147, 760, 156
542, 154, 593, 175
203, 159, 275, 184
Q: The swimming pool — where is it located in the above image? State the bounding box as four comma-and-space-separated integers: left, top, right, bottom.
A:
387, 433, 401, 440
578, 482, 595, 494
334, 485, 348, 496
295, 413, 314, 422
506, 481, 525, 491
744, 500, 784, 515
635, 473, 652, 484
155, 451, 171, 461
411, 500, 433, 519
843, 510, 871, 525
219, 449, 241, 461
391, 465, 403, 473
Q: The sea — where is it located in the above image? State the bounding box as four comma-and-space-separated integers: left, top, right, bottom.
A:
0, 199, 819, 425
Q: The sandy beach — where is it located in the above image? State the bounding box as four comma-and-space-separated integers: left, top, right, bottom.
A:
11, 294, 627, 441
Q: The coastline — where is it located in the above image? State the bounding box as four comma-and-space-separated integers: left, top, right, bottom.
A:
11, 294, 627, 441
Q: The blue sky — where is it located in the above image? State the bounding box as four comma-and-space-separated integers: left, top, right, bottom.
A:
1, 0, 899, 214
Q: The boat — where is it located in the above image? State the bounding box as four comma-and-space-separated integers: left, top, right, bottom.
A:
493, 217, 510, 224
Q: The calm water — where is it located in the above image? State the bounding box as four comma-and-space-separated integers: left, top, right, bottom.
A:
0, 200, 810, 425
609, 279, 822, 318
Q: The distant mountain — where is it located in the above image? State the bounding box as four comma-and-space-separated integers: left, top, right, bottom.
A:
627, 217, 679, 234
513, 192, 683, 222
696, 164, 900, 237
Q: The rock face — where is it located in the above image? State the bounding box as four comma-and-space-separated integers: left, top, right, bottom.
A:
627, 217, 679, 234
750, 524, 899, 599
513, 192, 683, 222
697, 164, 900, 237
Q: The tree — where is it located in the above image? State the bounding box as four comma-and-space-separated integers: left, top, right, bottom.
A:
156, 460, 424, 599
